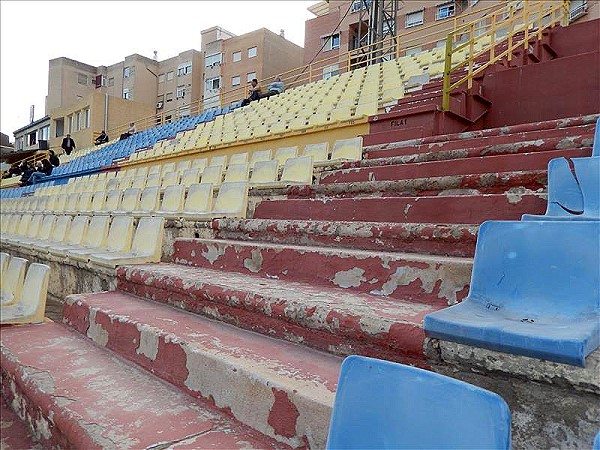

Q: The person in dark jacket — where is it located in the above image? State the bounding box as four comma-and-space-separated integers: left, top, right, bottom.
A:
19, 161, 35, 186
2, 163, 21, 179
27, 159, 53, 184
48, 150, 60, 167
61, 134, 76, 155
95, 130, 109, 145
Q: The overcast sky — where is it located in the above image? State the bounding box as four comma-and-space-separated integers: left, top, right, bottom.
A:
0, 0, 318, 140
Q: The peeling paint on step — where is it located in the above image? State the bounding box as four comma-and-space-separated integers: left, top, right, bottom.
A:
136, 323, 160, 361
331, 268, 366, 289
243, 249, 264, 274
87, 308, 109, 347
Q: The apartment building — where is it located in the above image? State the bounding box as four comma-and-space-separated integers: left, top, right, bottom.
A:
304, 0, 597, 78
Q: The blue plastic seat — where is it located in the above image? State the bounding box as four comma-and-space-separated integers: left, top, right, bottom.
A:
594, 430, 600, 450
523, 157, 599, 221
424, 220, 600, 367
593, 117, 599, 157
326, 355, 511, 450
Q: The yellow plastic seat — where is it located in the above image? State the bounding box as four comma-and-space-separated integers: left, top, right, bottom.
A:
303, 143, 330, 165
89, 217, 165, 268
249, 149, 273, 168
154, 184, 186, 218
64, 193, 80, 212
176, 160, 191, 172
229, 152, 249, 165
0, 253, 8, 280
32, 215, 73, 253
106, 178, 120, 191
54, 194, 68, 212
179, 183, 214, 219
0, 263, 50, 325
190, 158, 208, 171
249, 160, 279, 188
209, 155, 227, 168
135, 166, 150, 178
146, 173, 162, 188
161, 171, 180, 188
103, 189, 123, 212
224, 163, 250, 183
118, 177, 134, 190
274, 146, 298, 167
132, 187, 161, 216
279, 156, 314, 187
89, 191, 107, 213
200, 165, 224, 187
131, 176, 147, 190
93, 179, 108, 192
113, 188, 142, 215
65, 215, 110, 262
16, 214, 56, 247
9, 214, 43, 246
160, 162, 176, 176
74, 192, 94, 214
48, 216, 89, 257
210, 182, 249, 219
0, 256, 27, 306
70, 216, 135, 263
331, 137, 363, 162
181, 168, 201, 188
148, 164, 161, 175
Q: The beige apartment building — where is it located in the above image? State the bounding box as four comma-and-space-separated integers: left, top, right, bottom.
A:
304, 0, 597, 78
18, 26, 304, 151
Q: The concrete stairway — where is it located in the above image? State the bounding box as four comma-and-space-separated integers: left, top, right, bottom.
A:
1, 113, 597, 448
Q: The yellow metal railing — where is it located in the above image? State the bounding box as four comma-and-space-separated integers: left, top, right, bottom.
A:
441, 0, 570, 110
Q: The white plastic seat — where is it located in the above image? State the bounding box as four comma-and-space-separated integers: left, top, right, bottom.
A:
181, 168, 201, 188
179, 183, 213, 219
0, 256, 27, 306
183, 182, 249, 221
161, 171, 180, 188
146, 173, 162, 188
190, 158, 208, 171
65, 215, 111, 262
303, 143, 330, 165
176, 160, 192, 172
274, 146, 298, 167
103, 189, 123, 212
200, 165, 224, 187
224, 163, 250, 183
249, 149, 273, 168
229, 152, 249, 165
154, 184, 186, 218
0, 263, 50, 325
70, 215, 135, 263
48, 215, 90, 257
249, 160, 279, 188
132, 186, 161, 216
112, 188, 142, 215
32, 215, 73, 253
330, 137, 363, 162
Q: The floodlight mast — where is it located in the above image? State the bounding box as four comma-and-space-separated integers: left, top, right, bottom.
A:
354, 0, 400, 67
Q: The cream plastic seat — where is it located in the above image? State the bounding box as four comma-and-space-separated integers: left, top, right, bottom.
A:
154, 184, 186, 218
200, 165, 224, 187
160, 162, 176, 176
249, 160, 279, 188
209, 155, 227, 168
89, 217, 165, 268
65, 215, 110, 262
9, 214, 43, 246
16, 214, 57, 248
131, 176, 147, 190
32, 215, 73, 253
103, 189, 123, 213
229, 152, 249, 165
224, 163, 250, 183
272, 156, 314, 188
54, 194, 68, 213
0, 263, 50, 325
73, 192, 94, 214
0, 256, 27, 306
118, 177, 134, 190
71, 215, 135, 263
303, 143, 330, 165
106, 178, 120, 191
330, 137, 363, 162
135, 166, 150, 178
183, 182, 249, 221
48, 215, 90, 257
146, 172, 162, 188
89, 191, 107, 213
112, 187, 142, 215
161, 171, 180, 188
179, 183, 213, 219
181, 168, 201, 188
93, 179, 108, 192
274, 146, 298, 167
190, 158, 208, 171
148, 164, 161, 175
176, 160, 191, 172
249, 149, 273, 168
132, 186, 161, 216
64, 193, 80, 213
0, 253, 8, 280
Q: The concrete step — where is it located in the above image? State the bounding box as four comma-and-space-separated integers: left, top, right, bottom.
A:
252, 192, 547, 225
364, 114, 598, 155
116, 263, 442, 364
172, 238, 472, 305
319, 148, 590, 185
365, 125, 595, 159
0, 396, 41, 449
0, 322, 283, 449
63, 291, 341, 448
211, 219, 479, 257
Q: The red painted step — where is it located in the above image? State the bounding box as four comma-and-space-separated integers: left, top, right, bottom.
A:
0, 322, 282, 450
172, 238, 472, 305
319, 148, 591, 184
211, 219, 479, 257
0, 396, 40, 450
116, 263, 442, 365
252, 193, 547, 225
63, 291, 340, 448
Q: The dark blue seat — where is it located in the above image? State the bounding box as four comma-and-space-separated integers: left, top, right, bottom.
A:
424, 220, 600, 366
326, 355, 511, 450
522, 157, 599, 221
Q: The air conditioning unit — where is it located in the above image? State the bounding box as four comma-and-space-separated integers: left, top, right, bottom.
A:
156, 101, 163, 109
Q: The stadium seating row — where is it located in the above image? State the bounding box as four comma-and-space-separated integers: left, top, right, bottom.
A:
0, 253, 49, 325
1, 215, 164, 269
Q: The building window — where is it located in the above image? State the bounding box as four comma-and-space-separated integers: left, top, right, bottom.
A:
246, 72, 256, 83
54, 118, 64, 137
322, 33, 340, 51
232, 76, 241, 86
177, 61, 192, 76
68, 115, 75, 133
107, 77, 114, 87
123, 88, 130, 99
158, 73, 165, 83
405, 10, 424, 28
76, 111, 83, 131
176, 85, 186, 98
248, 47, 257, 58
85, 109, 90, 128
167, 71, 174, 81
436, 2, 456, 20
77, 73, 88, 85
156, 95, 164, 109
29, 131, 36, 146
232, 51, 241, 62
166, 92, 173, 102
39, 126, 50, 141
351, 0, 370, 13
206, 77, 221, 90
323, 64, 339, 80
205, 53, 222, 67
123, 66, 131, 78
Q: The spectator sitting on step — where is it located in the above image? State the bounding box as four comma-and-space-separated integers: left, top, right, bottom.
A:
241, 79, 262, 107
27, 159, 54, 184
120, 122, 137, 140
2, 163, 21, 179
263, 76, 285, 99
95, 130, 109, 145
48, 150, 60, 167
61, 134, 76, 155
18, 161, 35, 186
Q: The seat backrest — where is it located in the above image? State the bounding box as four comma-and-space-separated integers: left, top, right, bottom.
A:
120, 188, 141, 212
131, 217, 165, 258
1, 257, 27, 305
209, 155, 227, 168
201, 165, 223, 186
54, 194, 68, 212
281, 156, 314, 185
250, 149, 273, 168
161, 171, 180, 188
106, 178, 119, 191
131, 176, 147, 190
573, 156, 599, 218
160, 162, 176, 175
229, 152, 249, 165
11, 263, 50, 323
160, 184, 185, 212
190, 157, 208, 171
181, 168, 201, 188
135, 166, 150, 178
184, 183, 213, 214
80, 215, 110, 248
544, 157, 584, 217
49, 215, 72, 242
118, 177, 134, 190
176, 160, 191, 172
65, 216, 89, 245
90, 191, 107, 211
93, 179, 108, 192
65, 193, 80, 211
213, 182, 249, 216
224, 163, 250, 183
104, 216, 134, 252
148, 164, 161, 175
326, 355, 511, 450
38, 215, 57, 241
146, 172, 162, 188
469, 220, 599, 317
138, 186, 160, 211
331, 137, 363, 161
104, 189, 123, 211
250, 160, 279, 185
0, 252, 9, 281
77, 192, 94, 211
303, 143, 329, 163
274, 146, 298, 166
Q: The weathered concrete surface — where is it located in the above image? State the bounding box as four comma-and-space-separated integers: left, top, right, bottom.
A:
252, 193, 547, 224
0, 322, 284, 449
213, 218, 479, 257
116, 263, 438, 364
320, 147, 591, 184
425, 339, 600, 449
63, 291, 341, 448
0, 395, 42, 450
173, 238, 472, 306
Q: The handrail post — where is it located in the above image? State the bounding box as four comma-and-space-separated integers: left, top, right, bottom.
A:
441, 33, 454, 111
468, 23, 474, 89
524, 0, 530, 49
490, 12, 496, 60
508, 5, 514, 61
